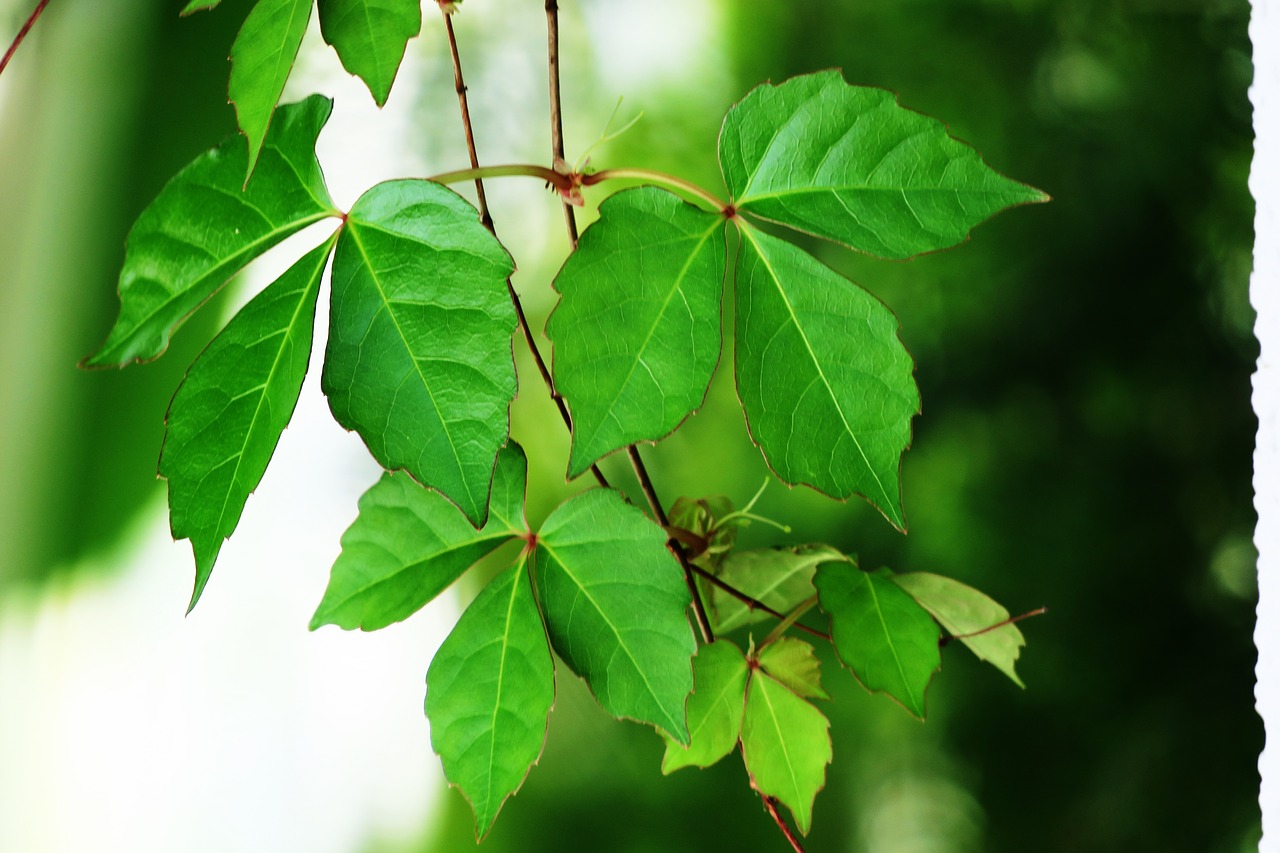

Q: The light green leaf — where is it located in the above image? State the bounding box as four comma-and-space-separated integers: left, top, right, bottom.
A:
317, 0, 422, 106
710, 544, 845, 634
162, 234, 335, 612
181, 0, 222, 14
310, 443, 527, 631
814, 563, 940, 718
83, 95, 338, 368
893, 572, 1026, 688
229, 0, 313, 182
547, 188, 726, 478
740, 670, 831, 835
719, 70, 1048, 259
321, 179, 517, 527
735, 224, 918, 529
661, 640, 749, 773
534, 489, 695, 742
426, 556, 554, 840
757, 637, 828, 701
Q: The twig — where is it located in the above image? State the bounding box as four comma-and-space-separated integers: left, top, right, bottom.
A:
0, 0, 51, 80
439, 2, 606, 488
760, 795, 808, 853
689, 564, 831, 642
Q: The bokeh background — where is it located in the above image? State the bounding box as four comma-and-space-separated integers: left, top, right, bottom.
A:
0, 1, 1259, 851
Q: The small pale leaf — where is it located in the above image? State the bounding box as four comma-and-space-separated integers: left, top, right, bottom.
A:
426, 556, 554, 840
311, 444, 527, 631
317, 0, 422, 106
181, 0, 222, 14
757, 637, 828, 700
534, 489, 695, 742
735, 224, 918, 528
815, 563, 940, 718
661, 640, 749, 773
741, 670, 831, 835
893, 572, 1026, 687
547, 187, 726, 478
711, 544, 845, 634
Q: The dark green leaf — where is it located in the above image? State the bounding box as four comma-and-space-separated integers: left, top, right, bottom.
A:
426, 556, 554, 840
229, 0, 313, 181
661, 639, 749, 773
162, 234, 336, 612
740, 670, 831, 835
317, 0, 422, 106
757, 637, 828, 701
710, 544, 844, 634
814, 563, 940, 718
83, 95, 338, 368
534, 489, 695, 742
547, 188, 726, 478
310, 443, 527, 631
181, 0, 222, 14
719, 70, 1047, 259
893, 572, 1027, 687
321, 179, 517, 527
735, 224, 918, 529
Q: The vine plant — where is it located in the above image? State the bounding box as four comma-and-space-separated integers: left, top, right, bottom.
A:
8, 0, 1048, 848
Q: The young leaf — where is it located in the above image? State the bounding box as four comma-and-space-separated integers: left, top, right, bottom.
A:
181, 0, 222, 13
321, 179, 517, 527
756, 637, 828, 701
710, 544, 845, 634
814, 563, 940, 718
735, 223, 919, 529
892, 572, 1027, 687
317, 0, 422, 107
426, 556, 555, 840
229, 0, 313, 182
740, 670, 831, 835
546, 187, 727, 478
719, 70, 1048, 259
83, 95, 338, 368
161, 234, 336, 612
533, 489, 696, 742
310, 443, 527, 631
661, 640, 749, 774
669, 495, 737, 570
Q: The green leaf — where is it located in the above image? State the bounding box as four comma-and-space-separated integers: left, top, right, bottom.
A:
426, 556, 554, 840
740, 670, 831, 835
814, 563, 940, 718
710, 544, 844, 634
669, 495, 737, 570
310, 443, 527, 631
719, 70, 1048, 259
161, 234, 336, 612
83, 95, 338, 368
892, 572, 1027, 688
534, 488, 696, 742
181, 0, 222, 14
229, 0, 314, 182
317, 0, 422, 107
735, 224, 918, 529
321, 179, 517, 527
757, 637, 828, 701
660, 640, 749, 773
546, 188, 727, 478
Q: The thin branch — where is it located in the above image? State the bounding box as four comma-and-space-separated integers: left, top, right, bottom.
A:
690, 564, 831, 642
951, 606, 1047, 640
760, 795, 807, 853
439, 2, 606, 488
0, 0, 51, 80
545, 0, 579, 247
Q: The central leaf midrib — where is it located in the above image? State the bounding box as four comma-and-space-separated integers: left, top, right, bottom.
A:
484, 563, 525, 814
861, 574, 916, 712
755, 673, 803, 805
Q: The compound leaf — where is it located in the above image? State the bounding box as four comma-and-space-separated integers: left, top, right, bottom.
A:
534, 489, 695, 742
547, 188, 726, 479
719, 70, 1047, 259
815, 563, 940, 718
893, 572, 1027, 687
661, 639, 749, 773
710, 544, 845, 634
229, 0, 313, 182
322, 179, 517, 527
162, 233, 335, 612
735, 224, 918, 529
426, 556, 554, 840
84, 95, 338, 368
757, 637, 828, 701
317, 0, 422, 107
741, 670, 831, 835
310, 443, 527, 631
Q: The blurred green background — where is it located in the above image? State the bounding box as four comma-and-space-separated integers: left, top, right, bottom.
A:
0, 0, 1258, 851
